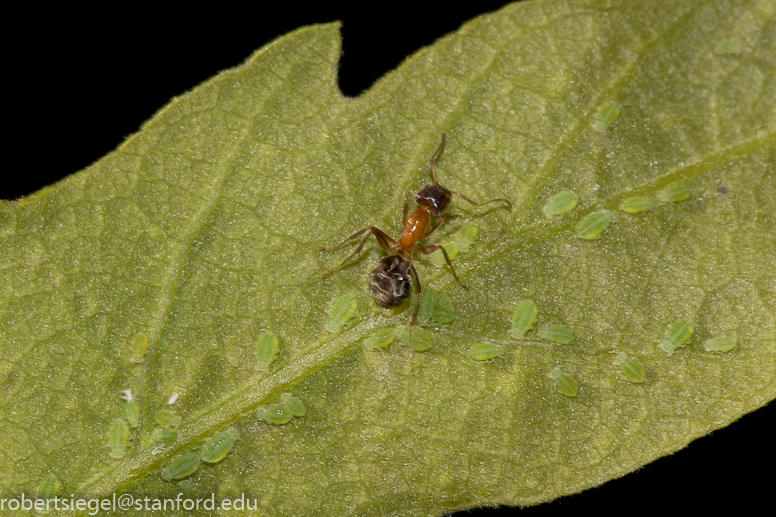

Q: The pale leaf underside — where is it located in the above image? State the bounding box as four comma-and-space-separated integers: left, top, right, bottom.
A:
1, 1, 774, 515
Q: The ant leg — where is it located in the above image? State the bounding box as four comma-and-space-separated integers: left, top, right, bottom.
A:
408, 263, 423, 329
407, 263, 424, 376
422, 217, 445, 240
372, 228, 396, 253
320, 227, 370, 253
320, 226, 396, 278
428, 134, 446, 184
320, 226, 395, 252
418, 244, 469, 290
449, 190, 512, 211
402, 192, 409, 227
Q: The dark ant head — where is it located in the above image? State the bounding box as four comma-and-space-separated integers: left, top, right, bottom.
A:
369, 256, 412, 308
415, 184, 451, 216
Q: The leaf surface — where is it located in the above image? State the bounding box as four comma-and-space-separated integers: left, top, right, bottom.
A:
1, 1, 775, 515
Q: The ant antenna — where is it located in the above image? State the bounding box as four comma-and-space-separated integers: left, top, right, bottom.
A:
450, 190, 512, 211
428, 133, 446, 185
428, 133, 512, 211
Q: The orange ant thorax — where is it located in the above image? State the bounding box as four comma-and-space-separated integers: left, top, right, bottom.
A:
395, 205, 431, 259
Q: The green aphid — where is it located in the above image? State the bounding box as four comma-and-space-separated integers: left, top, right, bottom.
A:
130, 333, 149, 363
431, 306, 455, 324
416, 287, 438, 326
619, 196, 657, 214
257, 405, 293, 425
395, 326, 433, 352
575, 210, 613, 240
108, 418, 130, 459
592, 100, 620, 132
430, 242, 459, 267
543, 190, 579, 218
614, 355, 647, 384
255, 331, 280, 372
549, 368, 579, 397
468, 343, 505, 361
660, 318, 694, 352
704, 336, 737, 352
122, 390, 140, 428
125, 401, 140, 428
161, 452, 201, 481
178, 480, 195, 501
200, 428, 239, 463
363, 328, 395, 350
538, 325, 574, 345
456, 223, 479, 253
155, 410, 182, 429
657, 182, 691, 203
715, 39, 742, 54
280, 393, 307, 417
326, 293, 358, 333
151, 428, 177, 443
37, 473, 60, 503
511, 300, 538, 338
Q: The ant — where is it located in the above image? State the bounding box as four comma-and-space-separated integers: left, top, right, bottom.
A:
320, 134, 511, 365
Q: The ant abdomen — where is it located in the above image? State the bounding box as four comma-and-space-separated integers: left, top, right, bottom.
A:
369, 256, 412, 308
415, 184, 452, 216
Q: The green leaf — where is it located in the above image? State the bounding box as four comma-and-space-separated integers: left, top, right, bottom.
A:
1, 1, 775, 515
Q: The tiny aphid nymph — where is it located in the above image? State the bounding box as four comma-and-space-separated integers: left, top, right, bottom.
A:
326, 293, 359, 333
37, 473, 61, 503
431, 305, 455, 324
538, 325, 574, 345
661, 318, 694, 352
152, 428, 178, 443
364, 328, 395, 350
469, 343, 505, 361
280, 393, 307, 417
704, 336, 737, 352
415, 286, 438, 325
161, 452, 201, 481
130, 333, 149, 363
396, 326, 432, 351
456, 223, 479, 253
255, 331, 279, 372
511, 300, 538, 338
155, 410, 182, 429
549, 368, 579, 397
257, 405, 292, 425
715, 40, 742, 54
619, 197, 657, 214
543, 190, 579, 218
658, 182, 691, 203
108, 418, 130, 459
201, 428, 239, 463
614, 354, 647, 384
575, 210, 613, 240
122, 390, 140, 428
179, 480, 195, 501
592, 100, 620, 132
320, 134, 510, 367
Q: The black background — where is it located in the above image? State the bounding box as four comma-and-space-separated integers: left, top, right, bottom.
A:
4, 2, 773, 515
